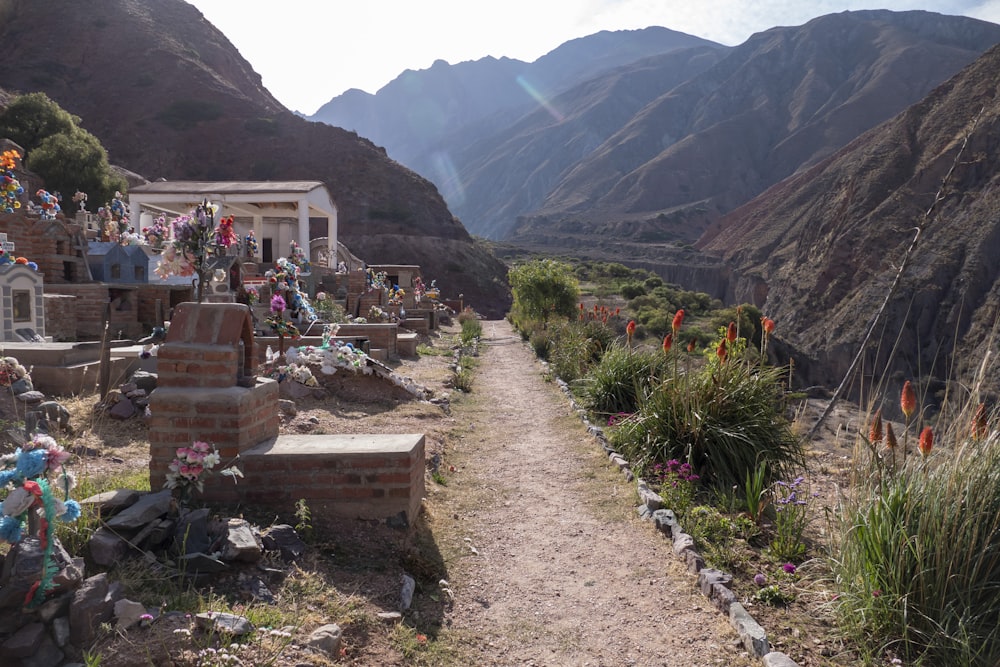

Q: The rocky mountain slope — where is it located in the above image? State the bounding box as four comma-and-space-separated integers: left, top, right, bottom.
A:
698, 42, 1000, 399
308, 27, 721, 178
0, 0, 511, 315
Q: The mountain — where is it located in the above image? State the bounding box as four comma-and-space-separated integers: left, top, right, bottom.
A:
510, 10, 1000, 251
308, 26, 722, 177
697, 42, 1000, 398
0, 0, 511, 315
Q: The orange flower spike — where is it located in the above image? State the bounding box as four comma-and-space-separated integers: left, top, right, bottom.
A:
579, 303, 584, 310
716, 339, 727, 363
662, 333, 672, 354
901, 381, 917, 421
885, 422, 897, 450
687, 337, 697, 353
762, 317, 776, 335
869, 408, 883, 445
614, 307, 620, 317
918, 426, 934, 458
626, 320, 636, 337
672, 309, 685, 334
727, 321, 737, 343
972, 403, 988, 441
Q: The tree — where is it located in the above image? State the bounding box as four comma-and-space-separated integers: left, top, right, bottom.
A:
509, 259, 580, 326
26, 129, 126, 207
0, 92, 77, 154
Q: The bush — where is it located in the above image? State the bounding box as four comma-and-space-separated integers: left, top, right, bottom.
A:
547, 321, 599, 383
611, 349, 802, 490
460, 317, 482, 346
580, 342, 668, 417
508, 259, 580, 330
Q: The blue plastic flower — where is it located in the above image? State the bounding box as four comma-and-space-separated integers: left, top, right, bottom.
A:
0, 515, 22, 543
59, 499, 81, 522
16, 449, 46, 479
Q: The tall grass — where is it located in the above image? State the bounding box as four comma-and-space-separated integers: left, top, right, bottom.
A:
580, 342, 668, 417
832, 427, 1000, 666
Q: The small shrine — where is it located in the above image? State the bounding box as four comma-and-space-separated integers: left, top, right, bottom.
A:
0, 262, 44, 342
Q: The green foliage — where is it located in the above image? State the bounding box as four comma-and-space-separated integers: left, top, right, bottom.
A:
546, 320, 600, 383
611, 346, 802, 491
528, 326, 553, 360
0, 92, 76, 153
28, 130, 127, 206
156, 99, 224, 129
508, 259, 580, 328
833, 438, 1000, 665
460, 317, 482, 346
294, 498, 313, 543
580, 342, 668, 417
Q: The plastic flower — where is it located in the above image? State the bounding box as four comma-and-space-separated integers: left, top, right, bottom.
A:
726, 321, 737, 343
901, 381, 917, 421
919, 426, 933, 458
270, 294, 287, 314
2, 487, 36, 516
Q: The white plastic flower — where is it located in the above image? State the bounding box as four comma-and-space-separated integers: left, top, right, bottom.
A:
2, 487, 35, 516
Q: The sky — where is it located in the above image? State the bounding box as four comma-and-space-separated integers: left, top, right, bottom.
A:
188, 0, 1000, 115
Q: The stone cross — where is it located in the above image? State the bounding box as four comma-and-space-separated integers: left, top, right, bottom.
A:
0, 233, 15, 253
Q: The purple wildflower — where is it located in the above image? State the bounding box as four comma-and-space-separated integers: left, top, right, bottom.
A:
783, 563, 797, 574
754, 573, 767, 587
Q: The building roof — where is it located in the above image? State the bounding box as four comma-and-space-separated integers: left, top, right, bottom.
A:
128, 180, 337, 220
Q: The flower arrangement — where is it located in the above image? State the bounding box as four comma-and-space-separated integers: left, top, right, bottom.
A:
72, 190, 88, 212
35, 189, 61, 220
0, 433, 81, 606
245, 285, 260, 307
97, 191, 129, 242
213, 215, 238, 249
155, 199, 230, 302
387, 285, 405, 306
0, 253, 38, 270
0, 356, 30, 386
163, 440, 241, 505
288, 240, 311, 274
142, 214, 169, 251
0, 150, 24, 213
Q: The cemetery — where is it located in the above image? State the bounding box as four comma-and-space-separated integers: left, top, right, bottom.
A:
0, 158, 466, 664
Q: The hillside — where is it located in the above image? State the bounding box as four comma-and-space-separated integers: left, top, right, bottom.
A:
0, 0, 511, 315
698, 42, 1000, 398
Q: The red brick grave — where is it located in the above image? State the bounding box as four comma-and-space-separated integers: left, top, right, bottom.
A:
148, 302, 425, 525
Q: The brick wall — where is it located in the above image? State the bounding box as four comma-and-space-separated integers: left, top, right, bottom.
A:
0, 214, 89, 284
44, 284, 108, 339
335, 323, 398, 356
43, 294, 76, 341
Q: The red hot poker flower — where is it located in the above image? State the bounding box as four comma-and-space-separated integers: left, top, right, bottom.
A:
727, 321, 738, 343
762, 317, 776, 335
687, 338, 697, 353
626, 320, 636, 336
972, 403, 988, 441
901, 381, 917, 421
662, 333, 672, 354
919, 426, 934, 458
716, 340, 727, 363
885, 422, 897, 450
869, 408, 883, 445
672, 309, 685, 333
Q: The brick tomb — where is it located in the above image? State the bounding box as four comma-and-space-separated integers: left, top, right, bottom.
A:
148, 302, 425, 525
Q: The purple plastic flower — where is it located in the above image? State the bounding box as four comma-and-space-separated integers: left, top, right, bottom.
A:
783, 563, 797, 574
270, 294, 286, 314
753, 573, 767, 587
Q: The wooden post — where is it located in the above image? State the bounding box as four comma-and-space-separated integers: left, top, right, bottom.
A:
98, 302, 112, 400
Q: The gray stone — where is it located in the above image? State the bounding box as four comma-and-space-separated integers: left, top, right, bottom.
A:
108, 398, 136, 419
119, 382, 138, 394
400, 574, 416, 611
146, 518, 175, 548
178, 552, 228, 574
105, 490, 171, 530
652, 509, 677, 535
730, 602, 770, 657
0, 537, 80, 609
37, 594, 71, 623
80, 489, 141, 516
636, 480, 663, 511
69, 573, 113, 646
130, 370, 158, 393
698, 568, 733, 596
16, 390, 45, 403
11, 377, 33, 394
685, 549, 705, 574
2, 621, 45, 657
672, 532, 695, 556
195, 611, 253, 636
307, 623, 343, 657
222, 519, 262, 562
637, 505, 653, 520
712, 582, 737, 613
114, 598, 147, 629
129, 515, 165, 550
261, 524, 306, 562
29, 632, 63, 667
762, 652, 801, 667
175, 507, 211, 554
377, 611, 403, 623
52, 616, 71, 647
88, 527, 131, 567
35, 401, 70, 431
278, 399, 297, 416
247, 577, 275, 603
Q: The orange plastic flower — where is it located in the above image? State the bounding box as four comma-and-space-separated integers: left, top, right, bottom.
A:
672, 309, 685, 333
687, 337, 697, 353
918, 426, 933, 458
972, 403, 988, 441
727, 321, 737, 343
662, 333, 672, 354
900, 381, 917, 421
885, 422, 897, 450
716, 340, 727, 363
869, 408, 883, 445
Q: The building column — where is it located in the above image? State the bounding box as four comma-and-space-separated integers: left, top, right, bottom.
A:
297, 199, 310, 260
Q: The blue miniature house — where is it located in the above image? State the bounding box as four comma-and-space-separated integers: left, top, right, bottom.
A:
87, 242, 151, 284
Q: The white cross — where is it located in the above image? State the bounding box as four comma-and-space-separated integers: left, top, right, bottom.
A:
0, 233, 15, 253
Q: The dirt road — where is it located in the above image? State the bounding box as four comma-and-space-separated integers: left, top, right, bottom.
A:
435, 320, 752, 666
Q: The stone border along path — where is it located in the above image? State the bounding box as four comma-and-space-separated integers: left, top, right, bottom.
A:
443, 319, 757, 666
546, 363, 802, 667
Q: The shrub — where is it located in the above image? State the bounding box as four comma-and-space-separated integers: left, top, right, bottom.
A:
508, 259, 580, 330
547, 321, 599, 383
460, 317, 482, 346
611, 349, 802, 490
580, 342, 668, 417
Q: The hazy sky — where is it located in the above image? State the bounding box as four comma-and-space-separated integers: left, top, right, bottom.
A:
187, 0, 1000, 114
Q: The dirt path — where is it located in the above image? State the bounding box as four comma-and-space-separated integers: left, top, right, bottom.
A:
435, 320, 753, 666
